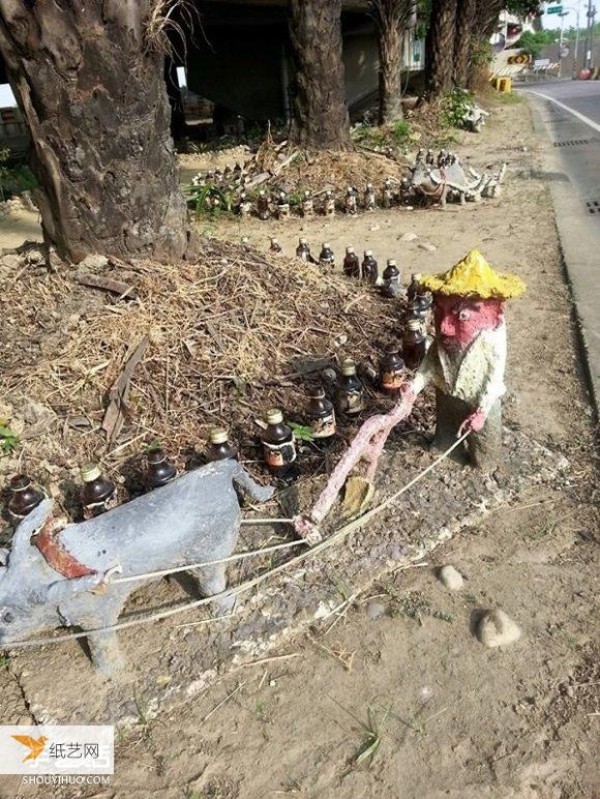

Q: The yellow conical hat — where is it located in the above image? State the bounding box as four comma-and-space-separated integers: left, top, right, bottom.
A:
420, 250, 526, 300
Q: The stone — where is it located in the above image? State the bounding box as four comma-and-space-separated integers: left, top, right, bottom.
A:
477, 609, 522, 648
400, 232, 418, 242
438, 565, 464, 590
418, 242, 437, 252
1, 253, 22, 270
80, 253, 109, 270
365, 601, 386, 620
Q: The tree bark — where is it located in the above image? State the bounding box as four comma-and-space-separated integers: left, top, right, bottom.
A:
0, 0, 188, 263
370, 1, 413, 124
425, 0, 459, 100
453, 0, 477, 87
467, 0, 504, 90
287, 0, 350, 149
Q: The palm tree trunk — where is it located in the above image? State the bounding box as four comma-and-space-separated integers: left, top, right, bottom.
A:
425, 0, 459, 100
454, 0, 477, 87
288, 0, 350, 149
378, 20, 404, 123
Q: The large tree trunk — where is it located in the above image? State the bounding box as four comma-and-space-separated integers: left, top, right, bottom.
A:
453, 0, 477, 87
0, 0, 188, 263
425, 0, 459, 100
288, 0, 350, 149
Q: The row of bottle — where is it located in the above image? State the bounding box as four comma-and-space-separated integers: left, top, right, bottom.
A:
6, 338, 431, 520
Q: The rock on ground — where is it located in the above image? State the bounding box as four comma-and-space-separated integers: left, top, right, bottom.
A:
438, 565, 464, 590
477, 608, 522, 648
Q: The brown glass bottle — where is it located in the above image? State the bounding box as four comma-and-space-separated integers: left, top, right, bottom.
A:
257, 190, 270, 220
406, 273, 422, 303
319, 242, 335, 269
296, 237, 312, 262
306, 387, 336, 444
403, 319, 427, 371
380, 347, 406, 393
343, 246, 360, 278
261, 409, 297, 478
8, 474, 45, 522
335, 359, 365, 417
207, 428, 238, 461
80, 463, 116, 519
146, 448, 177, 489
361, 250, 378, 283
381, 259, 401, 298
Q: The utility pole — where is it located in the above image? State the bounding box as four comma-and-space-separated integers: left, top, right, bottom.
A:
584, 0, 595, 69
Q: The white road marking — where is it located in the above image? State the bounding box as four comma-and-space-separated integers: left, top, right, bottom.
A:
525, 89, 600, 135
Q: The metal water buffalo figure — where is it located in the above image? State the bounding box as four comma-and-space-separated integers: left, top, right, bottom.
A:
0, 460, 274, 677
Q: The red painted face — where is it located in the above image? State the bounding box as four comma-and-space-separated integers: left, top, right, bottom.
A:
433, 294, 505, 351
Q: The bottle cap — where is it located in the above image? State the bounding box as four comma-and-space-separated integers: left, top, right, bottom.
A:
322, 242, 331, 249
308, 386, 326, 399
271, 237, 279, 244
366, 182, 373, 188
304, 190, 311, 196
385, 344, 401, 355
147, 448, 167, 465
266, 408, 284, 425
341, 359, 357, 376
346, 246, 355, 253
259, 189, 265, 196
10, 474, 30, 491
210, 428, 229, 445
299, 237, 308, 245
408, 318, 423, 331
387, 259, 397, 266
81, 463, 101, 482
412, 272, 422, 281
364, 250, 373, 257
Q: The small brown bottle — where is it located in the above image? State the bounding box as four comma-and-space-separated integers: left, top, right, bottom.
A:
296, 237, 312, 262
257, 190, 270, 220
8, 474, 45, 523
301, 190, 314, 218
335, 359, 365, 417
319, 242, 335, 269
403, 318, 427, 371
261, 409, 297, 478
343, 246, 360, 278
381, 259, 401, 298
80, 463, 116, 519
406, 273, 421, 303
324, 190, 335, 217
207, 428, 238, 461
361, 250, 378, 283
146, 448, 177, 489
380, 347, 406, 394
306, 387, 336, 444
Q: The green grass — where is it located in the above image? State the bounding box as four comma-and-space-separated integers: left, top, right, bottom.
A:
493, 92, 523, 105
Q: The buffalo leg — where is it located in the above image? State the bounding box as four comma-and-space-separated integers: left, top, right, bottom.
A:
86, 628, 127, 678
192, 563, 235, 616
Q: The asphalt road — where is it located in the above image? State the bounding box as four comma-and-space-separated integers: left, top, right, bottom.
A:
522, 80, 600, 416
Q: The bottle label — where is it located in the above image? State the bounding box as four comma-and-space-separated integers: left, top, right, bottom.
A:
263, 439, 297, 467
382, 371, 405, 390
338, 389, 364, 415
310, 411, 336, 439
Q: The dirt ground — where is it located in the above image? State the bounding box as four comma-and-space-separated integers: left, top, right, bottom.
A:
1, 97, 599, 799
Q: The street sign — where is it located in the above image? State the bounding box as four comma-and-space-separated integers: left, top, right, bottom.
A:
534, 58, 551, 69
547, 5, 563, 13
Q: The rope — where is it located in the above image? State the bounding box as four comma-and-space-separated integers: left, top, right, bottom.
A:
0, 433, 469, 650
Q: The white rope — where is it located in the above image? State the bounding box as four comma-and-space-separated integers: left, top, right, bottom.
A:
112, 539, 305, 585
1, 433, 469, 651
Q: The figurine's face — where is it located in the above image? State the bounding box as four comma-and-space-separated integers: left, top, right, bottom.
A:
434, 294, 505, 351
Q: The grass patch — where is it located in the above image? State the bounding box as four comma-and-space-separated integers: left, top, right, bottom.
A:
352, 118, 417, 150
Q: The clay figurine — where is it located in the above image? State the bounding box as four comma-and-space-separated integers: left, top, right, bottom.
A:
295, 250, 525, 541
0, 460, 274, 677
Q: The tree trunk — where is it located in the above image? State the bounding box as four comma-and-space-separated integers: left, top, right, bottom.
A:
453, 0, 477, 87
467, 0, 504, 90
288, 0, 350, 149
425, 0, 459, 100
0, 0, 188, 263
378, 22, 404, 123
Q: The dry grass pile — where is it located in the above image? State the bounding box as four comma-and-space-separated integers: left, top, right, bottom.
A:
0, 240, 434, 509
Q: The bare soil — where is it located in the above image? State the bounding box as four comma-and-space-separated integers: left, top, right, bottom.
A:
1, 97, 599, 799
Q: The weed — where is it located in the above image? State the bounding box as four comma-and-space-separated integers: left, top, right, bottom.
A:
0, 655, 9, 670
253, 698, 270, 723
442, 87, 475, 129
528, 518, 557, 540
0, 421, 19, 456
329, 696, 392, 766
289, 423, 314, 443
